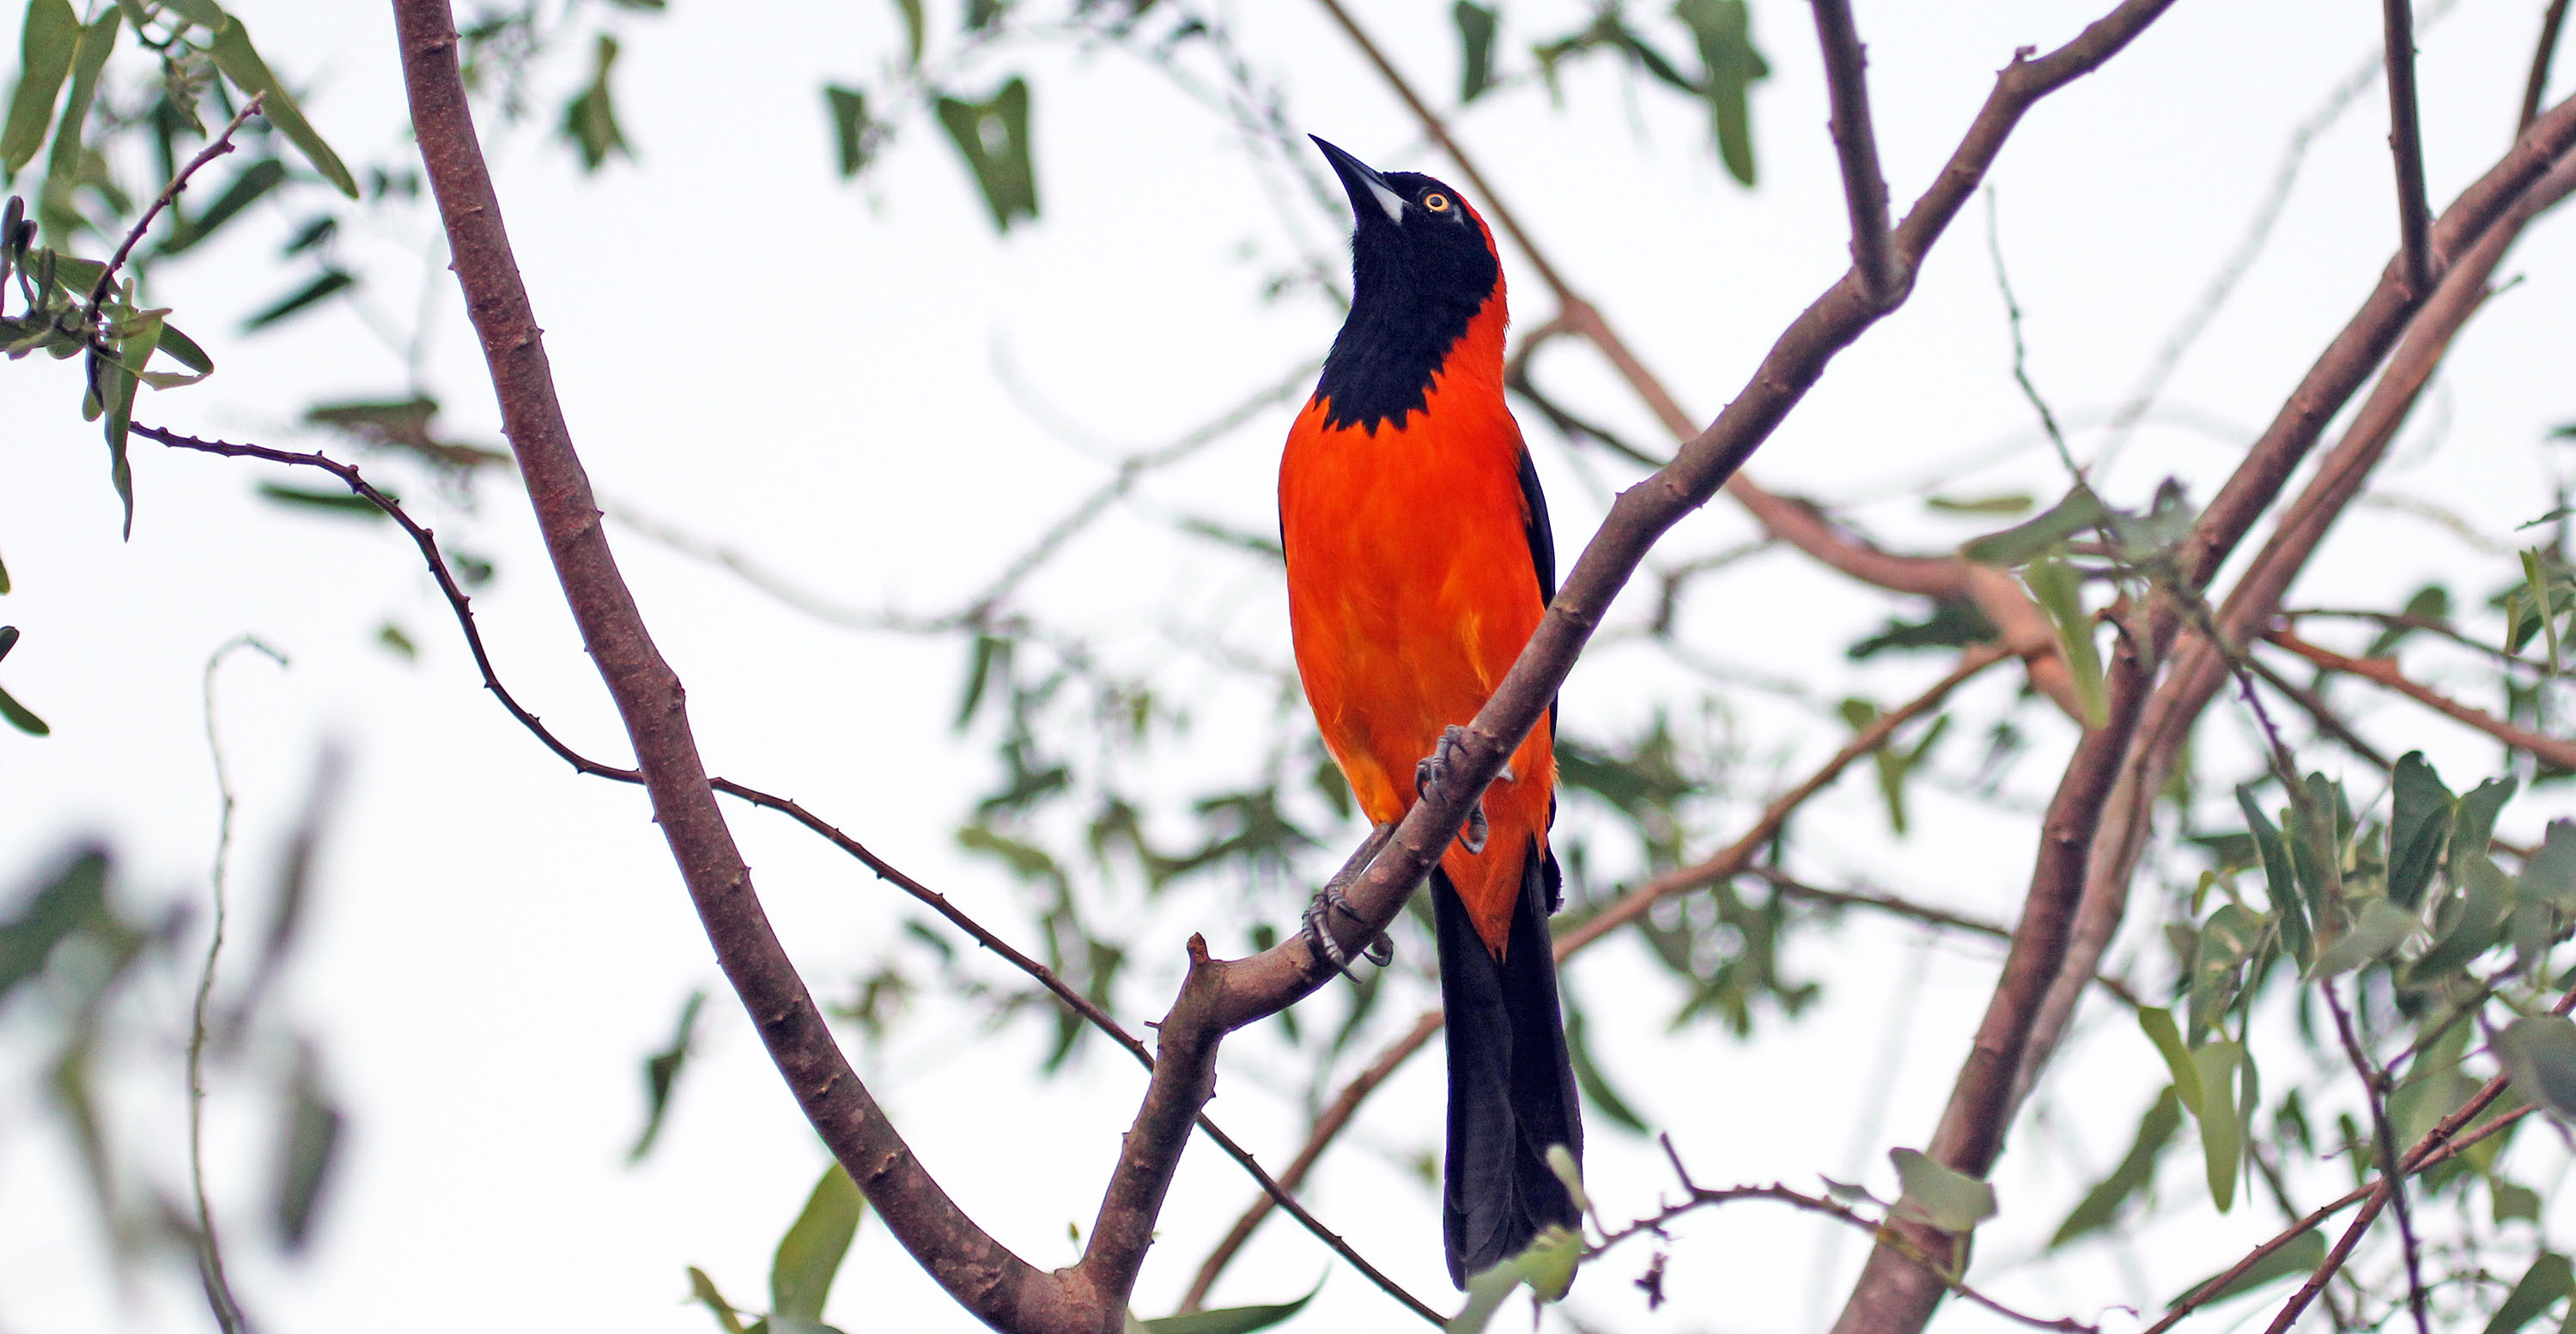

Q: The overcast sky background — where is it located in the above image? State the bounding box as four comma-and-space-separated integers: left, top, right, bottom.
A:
4, 2, 2576, 1331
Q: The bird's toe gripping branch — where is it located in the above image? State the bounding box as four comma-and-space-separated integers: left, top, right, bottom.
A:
1303, 822, 1398, 973
1417, 723, 1496, 855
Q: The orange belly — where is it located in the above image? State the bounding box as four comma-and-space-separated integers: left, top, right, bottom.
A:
1279, 378, 1553, 955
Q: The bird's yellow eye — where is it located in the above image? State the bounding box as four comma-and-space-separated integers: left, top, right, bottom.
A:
1422, 192, 1451, 212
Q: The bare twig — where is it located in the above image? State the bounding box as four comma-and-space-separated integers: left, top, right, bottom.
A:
2524, 0, 2571, 132
1984, 188, 2080, 478
2322, 981, 2432, 1334
85, 95, 264, 321
2385, 0, 2438, 296
2263, 628, 2576, 767
2243, 650, 2394, 769
1808, 0, 1902, 306
1748, 867, 2147, 1010
2283, 606, 2549, 671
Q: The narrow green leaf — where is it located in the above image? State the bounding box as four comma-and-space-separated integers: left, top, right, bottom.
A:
2236, 786, 2309, 965
0, 678, 48, 735
2386, 751, 2454, 910
823, 86, 876, 179
1671, 0, 1767, 185
1140, 1282, 1320, 1334
2482, 1251, 2574, 1334
1454, 2, 1498, 102
242, 267, 354, 330
155, 156, 284, 255
2025, 553, 2105, 728
0, 0, 78, 174
1888, 1147, 1996, 1232
955, 634, 1006, 730
933, 76, 1037, 231
770, 1162, 864, 1322
2524, 549, 2563, 674
155, 322, 213, 373
1926, 492, 2033, 515
2494, 1016, 2576, 1122
206, 16, 359, 197
257, 482, 384, 518
2308, 898, 2421, 979
2453, 777, 2519, 871
629, 990, 705, 1162
560, 34, 629, 172
1962, 483, 2107, 566
2050, 1085, 2182, 1247
43, 8, 118, 196
0, 551, 10, 593
271, 1055, 343, 1250
2193, 1041, 2242, 1212
2138, 1007, 2202, 1111
2169, 1230, 2326, 1307
97, 353, 136, 537
889, 0, 924, 64
687, 1267, 750, 1334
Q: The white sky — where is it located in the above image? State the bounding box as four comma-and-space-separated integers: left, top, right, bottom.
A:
4, 2, 2576, 1332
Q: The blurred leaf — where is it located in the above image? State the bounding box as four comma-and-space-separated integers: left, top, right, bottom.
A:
689, 1267, 750, 1334
0, 679, 46, 736
0, 846, 106, 998
1888, 1147, 1995, 1232
2309, 898, 2421, 979
0, 0, 77, 174
889, 0, 924, 64
0, 549, 9, 593
155, 156, 284, 255
1927, 492, 2033, 515
2188, 906, 2257, 1039
257, 481, 384, 518
1564, 1002, 1647, 1133
1961, 483, 2105, 567
1846, 597, 1996, 660
2236, 786, 2308, 965
1449, 1224, 1582, 1330
1671, 0, 1765, 185
1139, 1281, 1319, 1332
2524, 549, 2563, 674
2494, 1179, 2544, 1225
2364, 585, 2449, 658
206, 16, 358, 197
2495, 1016, 2576, 1122
1455, 2, 1498, 102
2482, 1251, 2574, 1334
2454, 777, 2518, 871
2192, 1041, 2241, 1211
771, 1162, 864, 1323
2386, 752, 2454, 910
561, 34, 629, 172
629, 990, 706, 1162
2138, 1007, 2202, 1110
2050, 1085, 2181, 1248
2025, 553, 2105, 728
375, 622, 415, 660
242, 267, 354, 330
934, 76, 1037, 231
2521, 820, 2576, 911
42, 7, 116, 204
2411, 856, 2511, 980
824, 85, 878, 178
282, 214, 336, 255
956, 634, 1007, 730
2169, 1230, 2325, 1307
272, 1050, 343, 1251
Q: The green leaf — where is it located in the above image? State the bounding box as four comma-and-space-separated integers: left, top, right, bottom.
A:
2411, 855, 2511, 980
955, 633, 1007, 730
2138, 1006, 2202, 1111
272, 1054, 343, 1250
1888, 1147, 1996, 1232
2365, 584, 2449, 658
561, 34, 629, 172
1926, 492, 2033, 515
1671, 0, 1765, 185
824, 86, 878, 179
1447, 1226, 1582, 1331
2453, 777, 2518, 872
1140, 1281, 1320, 1333
2494, 1179, 2544, 1224
2524, 549, 2563, 674
242, 267, 354, 330
629, 989, 705, 1162
2169, 1230, 2326, 1307
2025, 553, 2105, 728
2236, 786, 2309, 965
771, 1162, 864, 1323
889, 0, 923, 64
2192, 1041, 2242, 1211
2520, 820, 2576, 912
157, 321, 213, 373
0, 679, 47, 735
155, 156, 285, 255
2050, 1085, 2182, 1248
0, 847, 106, 999
0, 551, 10, 593
2386, 751, 2454, 910
687, 1267, 750, 1334
206, 16, 359, 197
2494, 1015, 2576, 1122
1455, 2, 1498, 102
934, 76, 1037, 231
2483, 1251, 2574, 1334
0, 0, 78, 174
257, 482, 385, 518
1961, 483, 2106, 566
41, 6, 115, 206
1563, 1004, 1647, 1133
2308, 897, 2421, 979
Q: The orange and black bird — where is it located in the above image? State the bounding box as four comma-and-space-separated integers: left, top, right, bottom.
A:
1280, 136, 1582, 1287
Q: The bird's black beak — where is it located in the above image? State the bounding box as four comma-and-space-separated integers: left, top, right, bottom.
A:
1311, 135, 1407, 227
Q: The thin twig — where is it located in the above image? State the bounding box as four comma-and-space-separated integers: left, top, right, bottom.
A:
86, 95, 264, 322
2385, 0, 2438, 296
188, 635, 285, 1334
1808, 0, 1901, 306
2523, 0, 2571, 132
2323, 980, 2432, 1334
2263, 628, 2576, 767
134, 423, 1437, 1325
1748, 867, 2147, 1009
1984, 187, 2080, 479
2283, 606, 2550, 672
2243, 652, 2394, 769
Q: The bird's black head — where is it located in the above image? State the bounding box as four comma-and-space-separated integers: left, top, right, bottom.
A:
1309, 136, 1504, 434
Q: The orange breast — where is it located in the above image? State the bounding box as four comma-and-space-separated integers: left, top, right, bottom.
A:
1279, 310, 1553, 955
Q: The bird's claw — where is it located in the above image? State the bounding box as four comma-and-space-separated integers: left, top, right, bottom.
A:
1302, 822, 1398, 975
1416, 724, 1491, 855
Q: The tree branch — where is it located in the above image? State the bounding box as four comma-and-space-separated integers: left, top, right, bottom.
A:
2523, 0, 2570, 132
2322, 980, 2431, 1334
2263, 628, 2576, 767
2385, 0, 2438, 297
85, 94, 264, 321
1808, 0, 1903, 306
387, 5, 1090, 1326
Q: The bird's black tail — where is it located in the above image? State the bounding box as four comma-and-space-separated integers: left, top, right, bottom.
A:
1433, 845, 1583, 1288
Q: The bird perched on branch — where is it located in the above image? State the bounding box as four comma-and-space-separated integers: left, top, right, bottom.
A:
1279, 136, 1583, 1288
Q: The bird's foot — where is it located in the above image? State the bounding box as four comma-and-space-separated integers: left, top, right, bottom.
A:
1303, 822, 1397, 973
1417, 724, 1492, 855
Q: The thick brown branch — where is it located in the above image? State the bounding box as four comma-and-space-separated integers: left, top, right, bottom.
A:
2264, 628, 2576, 767
1808, 0, 1903, 306
2524, 0, 2571, 132
2385, 0, 2438, 296
388, 5, 1091, 1328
